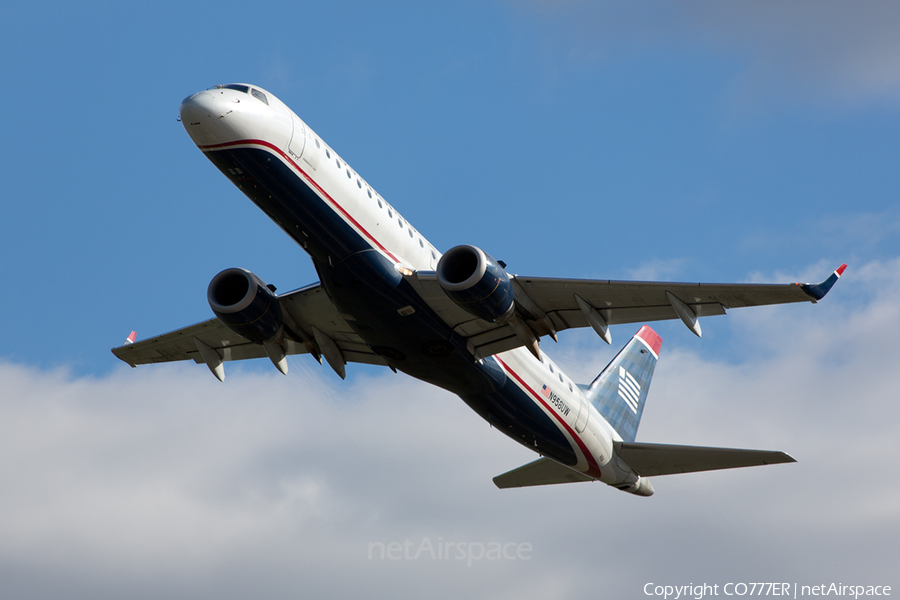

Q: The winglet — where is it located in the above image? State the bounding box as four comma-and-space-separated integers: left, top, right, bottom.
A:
124, 331, 137, 345
800, 263, 847, 302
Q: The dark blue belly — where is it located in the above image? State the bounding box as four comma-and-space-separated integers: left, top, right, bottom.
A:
206, 145, 578, 465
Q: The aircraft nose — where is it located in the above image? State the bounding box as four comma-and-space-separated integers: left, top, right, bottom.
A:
178, 85, 294, 151
180, 91, 217, 122
179, 90, 230, 146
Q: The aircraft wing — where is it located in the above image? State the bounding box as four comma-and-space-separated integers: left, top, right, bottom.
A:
493, 457, 595, 489
112, 283, 387, 377
615, 442, 795, 477
403, 264, 846, 358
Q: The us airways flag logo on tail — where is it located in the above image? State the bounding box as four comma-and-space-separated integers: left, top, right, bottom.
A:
618, 366, 641, 414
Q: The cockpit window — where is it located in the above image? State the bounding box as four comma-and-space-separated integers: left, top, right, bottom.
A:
251, 88, 268, 105
223, 84, 250, 94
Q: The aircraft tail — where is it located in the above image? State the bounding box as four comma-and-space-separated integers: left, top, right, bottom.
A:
584, 325, 661, 442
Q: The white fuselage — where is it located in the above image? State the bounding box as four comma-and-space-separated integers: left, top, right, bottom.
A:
180, 84, 643, 490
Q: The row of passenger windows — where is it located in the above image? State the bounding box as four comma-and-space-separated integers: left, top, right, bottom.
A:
543, 356, 575, 393
314, 134, 438, 262
313, 130, 564, 383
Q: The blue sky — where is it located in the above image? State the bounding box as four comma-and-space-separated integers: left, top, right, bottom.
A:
1, 2, 899, 598
3, 0, 897, 374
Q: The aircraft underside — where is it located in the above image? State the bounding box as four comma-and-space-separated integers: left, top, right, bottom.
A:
112, 84, 845, 495
207, 144, 581, 466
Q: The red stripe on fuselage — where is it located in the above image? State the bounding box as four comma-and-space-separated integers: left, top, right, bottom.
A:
201, 139, 597, 477
198, 138, 401, 264
494, 356, 602, 479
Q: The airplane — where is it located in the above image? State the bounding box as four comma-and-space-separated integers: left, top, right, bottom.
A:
112, 83, 846, 496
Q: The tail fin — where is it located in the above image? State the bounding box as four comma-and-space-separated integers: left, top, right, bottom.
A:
584, 325, 661, 442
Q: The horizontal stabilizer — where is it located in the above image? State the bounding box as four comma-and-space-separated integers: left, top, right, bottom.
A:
493, 457, 595, 489
615, 442, 795, 477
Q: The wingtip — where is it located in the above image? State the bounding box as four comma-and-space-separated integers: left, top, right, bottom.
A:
771, 451, 797, 465
800, 263, 847, 302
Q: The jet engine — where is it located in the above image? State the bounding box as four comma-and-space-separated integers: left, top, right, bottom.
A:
436, 245, 515, 322
208, 268, 284, 343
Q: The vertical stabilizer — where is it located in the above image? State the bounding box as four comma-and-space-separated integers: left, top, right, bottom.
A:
585, 326, 661, 442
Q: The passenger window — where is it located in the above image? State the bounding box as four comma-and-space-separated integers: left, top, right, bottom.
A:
315, 139, 320, 148
419, 238, 424, 248
549, 364, 554, 373
367, 189, 372, 198
398, 218, 403, 228
388, 208, 393, 218
558, 373, 563, 383
326, 149, 331, 158
336, 158, 341, 168
568, 382, 573, 392
378, 199, 383, 208
346, 169, 351, 178
408, 229, 413, 238
357, 179, 362, 188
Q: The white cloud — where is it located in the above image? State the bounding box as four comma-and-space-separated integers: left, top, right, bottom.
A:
0, 260, 898, 597
513, 0, 900, 109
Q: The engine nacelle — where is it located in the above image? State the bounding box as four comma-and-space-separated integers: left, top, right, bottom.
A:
436, 245, 515, 322
208, 268, 283, 344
